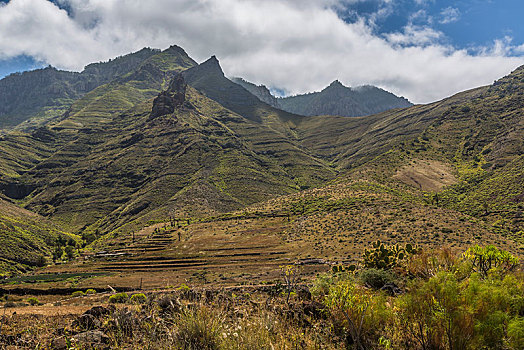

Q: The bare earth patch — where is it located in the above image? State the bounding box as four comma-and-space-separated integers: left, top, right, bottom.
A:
393, 159, 457, 192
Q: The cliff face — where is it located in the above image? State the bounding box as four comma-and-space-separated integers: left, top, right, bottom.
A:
150, 74, 187, 119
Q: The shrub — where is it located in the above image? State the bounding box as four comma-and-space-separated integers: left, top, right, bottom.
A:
174, 307, 223, 350
463, 245, 519, 277
507, 318, 524, 350
397, 267, 524, 349
130, 293, 147, 304
109, 292, 129, 304
4, 301, 16, 308
324, 280, 373, 349
72, 291, 85, 298
27, 297, 40, 306
359, 268, 396, 290
311, 273, 336, 297
85, 289, 96, 295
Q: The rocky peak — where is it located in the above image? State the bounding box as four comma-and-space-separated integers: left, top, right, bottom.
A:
198, 55, 224, 76
149, 74, 187, 119
324, 80, 347, 91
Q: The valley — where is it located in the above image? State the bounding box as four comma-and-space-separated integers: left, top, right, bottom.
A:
0, 44, 522, 349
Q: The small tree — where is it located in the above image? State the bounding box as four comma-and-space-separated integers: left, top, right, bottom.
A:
280, 264, 301, 305
35, 254, 47, 267
52, 245, 63, 262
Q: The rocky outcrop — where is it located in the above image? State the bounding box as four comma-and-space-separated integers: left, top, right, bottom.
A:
149, 74, 187, 119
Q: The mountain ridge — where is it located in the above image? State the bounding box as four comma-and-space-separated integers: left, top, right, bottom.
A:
232, 76, 412, 117
0, 48, 161, 129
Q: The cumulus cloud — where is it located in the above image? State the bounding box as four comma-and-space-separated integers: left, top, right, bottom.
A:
0, 0, 523, 103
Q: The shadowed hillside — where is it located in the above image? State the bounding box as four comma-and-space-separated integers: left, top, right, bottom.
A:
232, 76, 412, 117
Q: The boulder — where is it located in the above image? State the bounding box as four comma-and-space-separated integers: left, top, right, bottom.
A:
73, 330, 110, 349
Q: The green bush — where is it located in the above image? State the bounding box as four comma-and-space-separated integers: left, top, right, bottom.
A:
109, 292, 129, 304
85, 289, 97, 295
507, 318, 524, 350
311, 273, 336, 297
463, 245, 519, 277
27, 297, 40, 306
396, 268, 524, 349
324, 279, 391, 349
130, 293, 147, 304
72, 291, 85, 298
358, 268, 396, 290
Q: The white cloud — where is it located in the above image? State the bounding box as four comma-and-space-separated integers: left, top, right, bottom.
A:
0, 0, 523, 103
386, 25, 443, 46
439, 7, 460, 24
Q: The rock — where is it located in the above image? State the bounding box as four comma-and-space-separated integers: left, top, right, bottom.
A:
168, 73, 187, 103
149, 74, 186, 119
381, 282, 402, 296
296, 286, 312, 300
157, 295, 181, 315
302, 300, 326, 318
83, 305, 115, 318
50, 336, 67, 350
150, 91, 177, 118
72, 313, 100, 331
72, 330, 110, 348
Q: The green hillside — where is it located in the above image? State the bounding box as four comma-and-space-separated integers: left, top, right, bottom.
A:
0, 198, 74, 276
0, 48, 159, 129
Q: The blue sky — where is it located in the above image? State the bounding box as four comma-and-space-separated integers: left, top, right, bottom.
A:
0, 0, 523, 103
338, 0, 524, 52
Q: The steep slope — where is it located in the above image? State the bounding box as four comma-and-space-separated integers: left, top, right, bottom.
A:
279, 80, 412, 117
0, 45, 197, 191
230, 77, 281, 108
1, 45, 522, 256
182, 57, 303, 135
48, 45, 197, 131
0, 198, 73, 275
0, 48, 158, 129
3, 75, 333, 236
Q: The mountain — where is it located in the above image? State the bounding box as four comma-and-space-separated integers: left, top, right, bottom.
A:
230, 77, 281, 107
279, 80, 412, 117
0, 51, 334, 238
231, 77, 412, 117
0, 45, 523, 276
0, 47, 159, 129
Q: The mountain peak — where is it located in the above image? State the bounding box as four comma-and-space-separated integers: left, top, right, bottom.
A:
323, 80, 347, 92
163, 44, 187, 54
198, 55, 224, 76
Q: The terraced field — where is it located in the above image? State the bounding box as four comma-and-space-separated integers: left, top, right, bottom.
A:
7, 178, 518, 293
